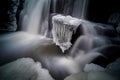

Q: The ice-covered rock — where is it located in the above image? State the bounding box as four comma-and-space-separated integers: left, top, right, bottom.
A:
0, 58, 54, 80
84, 63, 105, 72
52, 15, 81, 52
106, 58, 120, 71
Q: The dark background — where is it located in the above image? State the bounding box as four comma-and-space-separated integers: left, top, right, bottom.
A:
87, 0, 120, 24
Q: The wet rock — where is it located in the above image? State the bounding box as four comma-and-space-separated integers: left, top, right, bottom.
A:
0, 58, 54, 80
0, 0, 19, 31
92, 45, 120, 67
108, 12, 120, 25
93, 23, 117, 37
106, 58, 120, 72
84, 63, 105, 72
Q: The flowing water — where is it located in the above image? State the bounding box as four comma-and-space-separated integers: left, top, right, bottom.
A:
19, 0, 107, 77
72, 0, 88, 19
20, 0, 88, 35
1, 0, 118, 80
53, 0, 57, 13
20, 0, 50, 35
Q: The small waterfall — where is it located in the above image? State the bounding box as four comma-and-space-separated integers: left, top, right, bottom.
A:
53, 0, 57, 13
81, 0, 89, 19
72, 0, 88, 19
70, 35, 107, 56
19, 0, 89, 35
51, 0, 88, 19
81, 21, 97, 35
20, 0, 50, 35
70, 21, 107, 57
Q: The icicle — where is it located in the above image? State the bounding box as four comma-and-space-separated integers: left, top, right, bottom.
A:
52, 15, 81, 53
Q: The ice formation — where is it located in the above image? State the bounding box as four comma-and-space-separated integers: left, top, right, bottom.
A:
106, 58, 120, 71
0, 58, 54, 80
52, 15, 81, 52
84, 63, 105, 72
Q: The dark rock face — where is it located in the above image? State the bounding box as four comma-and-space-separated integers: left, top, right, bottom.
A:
87, 0, 120, 24
92, 45, 120, 67
16, 0, 25, 31
94, 23, 117, 37
0, 0, 19, 32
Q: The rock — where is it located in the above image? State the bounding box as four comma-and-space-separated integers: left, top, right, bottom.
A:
70, 35, 107, 57
106, 58, 120, 72
84, 63, 105, 72
64, 71, 117, 80
108, 12, 120, 25
0, 58, 54, 80
0, 0, 19, 31
65, 58, 120, 80
93, 23, 117, 37
116, 23, 120, 34
73, 20, 117, 37
91, 45, 120, 67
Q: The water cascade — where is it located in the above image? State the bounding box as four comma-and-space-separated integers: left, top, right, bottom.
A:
19, 0, 89, 35
81, 20, 97, 35
19, 0, 107, 56
70, 21, 107, 57
53, 0, 57, 13
20, 0, 50, 35
72, 0, 88, 19
1, 0, 120, 80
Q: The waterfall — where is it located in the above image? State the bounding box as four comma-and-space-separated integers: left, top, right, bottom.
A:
81, 0, 89, 19
53, 0, 57, 13
81, 21, 97, 35
20, 0, 50, 35
18, 0, 92, 52
19, 0, 88, 35
19, 0, 106, 55
72, 0, 88, 19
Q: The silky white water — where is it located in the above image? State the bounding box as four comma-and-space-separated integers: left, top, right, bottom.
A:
20, 0, 50, 35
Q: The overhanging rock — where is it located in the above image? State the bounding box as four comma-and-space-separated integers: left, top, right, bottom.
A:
52, 15, 81, 53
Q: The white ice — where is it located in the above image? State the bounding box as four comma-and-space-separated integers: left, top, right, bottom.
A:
52, 15, 81, 52
0, 58, 54, 80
